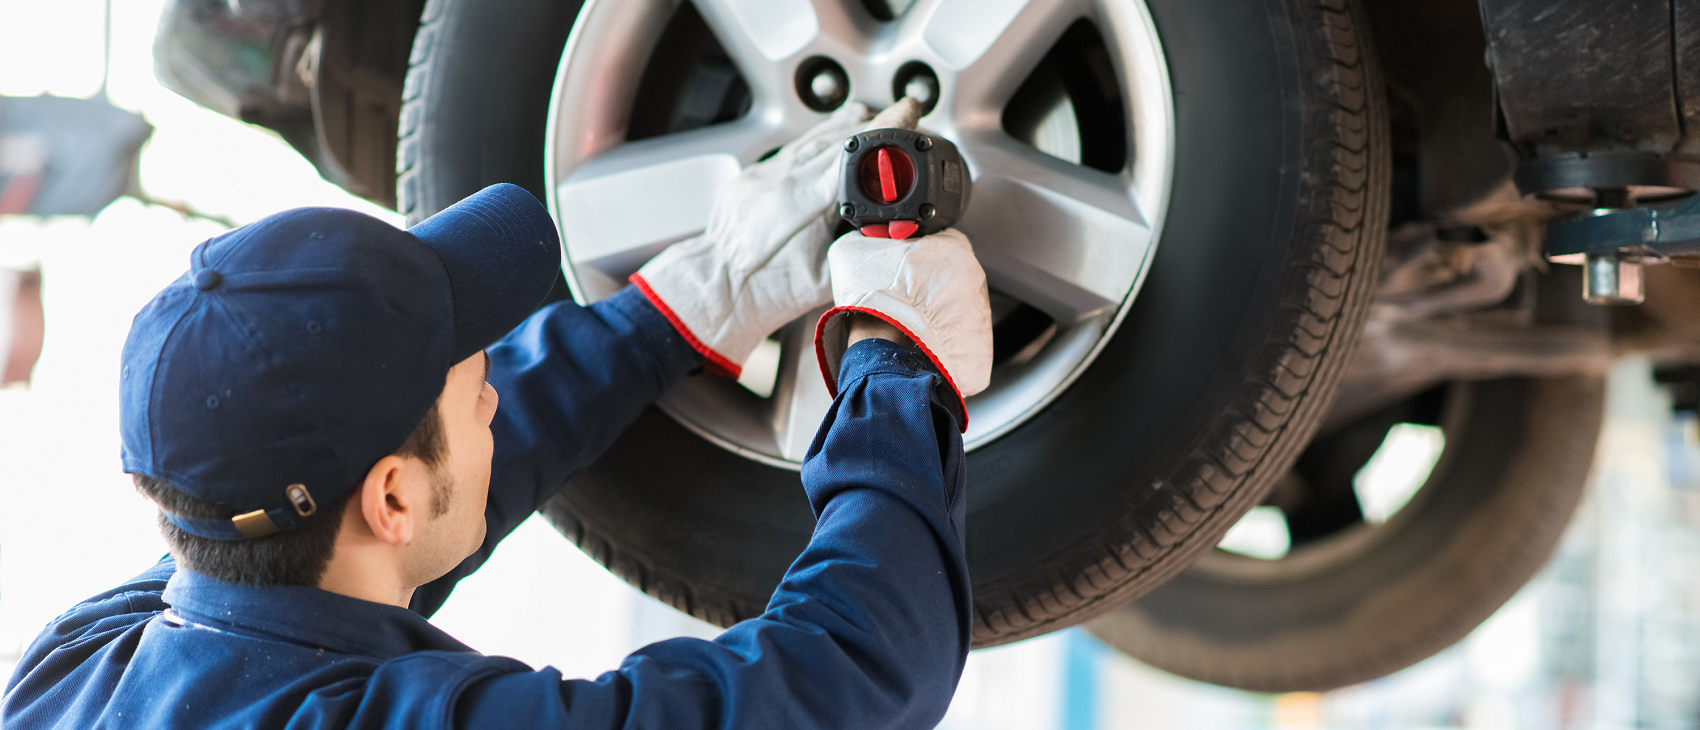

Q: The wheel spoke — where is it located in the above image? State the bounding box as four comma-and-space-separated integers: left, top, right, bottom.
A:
555, 118, 791, 293
768, 307, 835, 462
690, 0, 880, 110
807, 0, 881, 53
956, 132, 1152, 323
903, 0, 1087, 120
689, 0, 826, 85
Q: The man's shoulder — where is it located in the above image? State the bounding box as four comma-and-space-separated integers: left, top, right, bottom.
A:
29, 557, 171, 654
71, 556, 173, 613
3, 556, 536, 729
3, 630, 524, 729
1, 559, 173, 728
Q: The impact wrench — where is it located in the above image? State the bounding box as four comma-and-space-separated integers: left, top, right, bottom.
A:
837, 128, 972, 240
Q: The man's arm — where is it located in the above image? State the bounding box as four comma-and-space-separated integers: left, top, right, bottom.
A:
412, 286, 700, 615
432, 337, 970, 729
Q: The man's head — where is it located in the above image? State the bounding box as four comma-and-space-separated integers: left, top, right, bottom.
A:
120, 184, 558, 593
323, 350, 498, 596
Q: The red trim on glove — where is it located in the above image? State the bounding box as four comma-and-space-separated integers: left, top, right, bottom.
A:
814, 306, 969, 432
629, 273, 743, 379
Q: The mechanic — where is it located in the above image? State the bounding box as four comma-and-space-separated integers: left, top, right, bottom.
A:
0, 98, 994, 729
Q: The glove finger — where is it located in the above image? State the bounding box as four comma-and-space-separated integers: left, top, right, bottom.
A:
814, 100, 874, 141
786, 102, 874, 163
790, 98, 922, 204
769, 97, 916, 171
796, 217, 838, 306
836, 99, 876, 124
863, 96, 924, 132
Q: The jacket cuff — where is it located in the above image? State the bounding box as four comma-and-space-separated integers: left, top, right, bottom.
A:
628, 273, 743, 378
596, 285, 707, 380
825, 313, 969, 432
837, 338, 966, 431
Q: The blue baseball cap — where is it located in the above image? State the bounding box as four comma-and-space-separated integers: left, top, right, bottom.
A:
119, 183, 560, 541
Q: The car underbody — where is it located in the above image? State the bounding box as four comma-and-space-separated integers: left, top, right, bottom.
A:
156, 0, 1700, 394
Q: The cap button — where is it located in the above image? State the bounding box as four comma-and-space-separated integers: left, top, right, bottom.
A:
194, 269, 223, 291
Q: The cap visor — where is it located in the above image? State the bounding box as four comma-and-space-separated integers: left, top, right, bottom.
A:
408, 183, 562, 362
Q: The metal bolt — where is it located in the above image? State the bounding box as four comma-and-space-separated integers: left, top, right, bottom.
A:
811, 72, 844, 107
844, 137, 859, 153
840, 203, 856, 218
915, 136, 933, 151
904, 75, 938, 106
919, 203, 936, 220
1583, 251, 1645, 305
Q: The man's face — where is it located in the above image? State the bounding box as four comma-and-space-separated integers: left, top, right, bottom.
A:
408, 351, 498, 584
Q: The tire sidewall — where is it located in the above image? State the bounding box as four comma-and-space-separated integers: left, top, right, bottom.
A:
399, 0, 586, 225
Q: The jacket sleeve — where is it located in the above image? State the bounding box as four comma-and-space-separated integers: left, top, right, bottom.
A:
446, 338, 973, 730
412, 286, 702, 616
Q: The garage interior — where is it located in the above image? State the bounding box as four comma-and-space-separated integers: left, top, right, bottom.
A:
8, 0, 1700, 727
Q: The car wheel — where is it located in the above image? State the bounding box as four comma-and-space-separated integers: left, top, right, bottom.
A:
400, 0, 1390, 646
1087, 374, 1605, 691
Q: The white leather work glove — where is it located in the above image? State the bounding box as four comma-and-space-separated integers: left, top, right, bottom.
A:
631, 98, 925, 377
813, 228, 993, 431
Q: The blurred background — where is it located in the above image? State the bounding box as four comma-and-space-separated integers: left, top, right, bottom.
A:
4, 1, 1700, 728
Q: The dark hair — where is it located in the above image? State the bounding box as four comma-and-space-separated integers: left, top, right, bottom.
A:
134, 402, 447, 586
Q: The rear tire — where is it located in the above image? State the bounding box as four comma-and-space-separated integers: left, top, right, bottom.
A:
401, 0, 1392, 645
1087, 375, 1604, 691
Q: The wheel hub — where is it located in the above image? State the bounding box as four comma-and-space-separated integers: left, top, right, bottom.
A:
546, 0, 1175, 467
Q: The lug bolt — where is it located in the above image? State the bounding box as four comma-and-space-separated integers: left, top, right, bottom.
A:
920, 203, 936, 220
844, 137, 859, 153
915, 136, 932, 151
1583, 251, 1646, 305
812, 74, 844, 106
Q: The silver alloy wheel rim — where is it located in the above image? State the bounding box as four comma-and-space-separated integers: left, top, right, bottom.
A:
545, 0, 1176, 468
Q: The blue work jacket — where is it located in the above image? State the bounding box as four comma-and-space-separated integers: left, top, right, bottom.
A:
1, 286, 972, 729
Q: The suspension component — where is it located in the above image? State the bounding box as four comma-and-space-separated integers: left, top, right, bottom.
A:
1544, 194, 1700, 305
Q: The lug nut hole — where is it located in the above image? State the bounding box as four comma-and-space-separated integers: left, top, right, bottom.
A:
892, 61, 940, 115
796, 57, 851, 112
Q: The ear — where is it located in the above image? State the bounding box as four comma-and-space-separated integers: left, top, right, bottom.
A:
358, 454, 416, 546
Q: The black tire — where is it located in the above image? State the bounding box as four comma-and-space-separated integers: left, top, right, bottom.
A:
396, 0, 583, 226
1087, 375, 1604, 691
400, 0, 1390, 645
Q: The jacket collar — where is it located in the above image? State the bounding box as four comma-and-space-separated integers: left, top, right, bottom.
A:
161, 567, 472, 660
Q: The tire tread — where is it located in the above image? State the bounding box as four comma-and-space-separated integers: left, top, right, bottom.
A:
960, 0, 1391, 646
